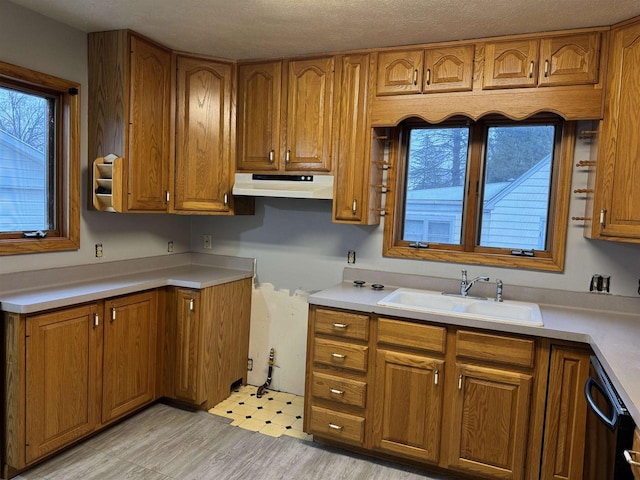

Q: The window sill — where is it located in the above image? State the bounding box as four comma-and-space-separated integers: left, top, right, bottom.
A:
383, 245, 563, 272
0, 236, 80, 256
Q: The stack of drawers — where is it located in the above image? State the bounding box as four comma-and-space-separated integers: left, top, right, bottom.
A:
306, 307, 370, 446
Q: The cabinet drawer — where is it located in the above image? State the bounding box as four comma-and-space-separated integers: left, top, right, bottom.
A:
315, 308, 369, 341
311, 371, 367, 408
455, 330, 535, 368
314, 338, 368, 372
377, 317, 446, 353
310, 406, 365, 446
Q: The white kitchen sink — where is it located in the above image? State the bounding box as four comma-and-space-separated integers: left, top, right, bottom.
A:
377, 288, 543, 327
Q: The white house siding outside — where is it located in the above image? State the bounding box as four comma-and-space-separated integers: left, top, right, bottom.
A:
404, 154, 551, 250
0, 131, 46, 232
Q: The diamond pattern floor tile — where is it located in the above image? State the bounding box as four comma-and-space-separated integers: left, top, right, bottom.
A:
208, 385, 312, 441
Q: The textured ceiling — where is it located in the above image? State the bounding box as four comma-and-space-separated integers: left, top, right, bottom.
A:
8, 0, 640, 59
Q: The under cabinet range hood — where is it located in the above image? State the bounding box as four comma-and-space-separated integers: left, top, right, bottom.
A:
232, 173, 334, 199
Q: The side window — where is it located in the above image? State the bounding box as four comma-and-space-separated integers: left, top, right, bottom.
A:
385, 115, 574, 271
0, 61, 80, 255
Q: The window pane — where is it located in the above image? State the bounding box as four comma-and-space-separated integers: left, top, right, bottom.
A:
0, 85, 54, 233
479, 124, 556, 250
403, 126, 469, 245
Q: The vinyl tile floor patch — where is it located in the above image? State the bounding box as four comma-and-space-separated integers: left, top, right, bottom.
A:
208, 385, 311, 440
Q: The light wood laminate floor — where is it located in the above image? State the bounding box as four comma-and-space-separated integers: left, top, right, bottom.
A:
17, 403, 453, 479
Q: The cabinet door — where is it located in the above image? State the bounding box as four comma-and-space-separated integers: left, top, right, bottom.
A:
483, 39, 539, 89
286, 57, 334, 171
333, 54, 371, 223
372, 350, 444, 464
448, 363, 532, 479
237, 62, 282, 171
102, 291, 157, 423
596, 21, 640, 238
376, 49, 424, 95
175, 57, 232, 212
424, 45, 475, 93
538, 33, 600, 86
173, 289, 206, 404
127, 35, 171, 211
540, 346, 590, 480
201, 278, 252, 409
25, 304, 101, 463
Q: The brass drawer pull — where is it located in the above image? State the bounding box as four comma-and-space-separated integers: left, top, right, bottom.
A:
329, 388, 345, 395
331, 353, 346, 359
328, 423, 343, 431
332, 323, 349, 329
412, 69, 418, 85
268, 149, 275, 163
528, 61, 535, 78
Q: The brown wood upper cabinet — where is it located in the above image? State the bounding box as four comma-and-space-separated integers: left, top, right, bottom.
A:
237, 61, 282, 171
332, 54, 382, 225
174, 56, 233, 213
88, 31, 172, 212
483, 32, 601, 89
585, 19, 640, 241
376, 45, 475, 95
237, 57, 334, 173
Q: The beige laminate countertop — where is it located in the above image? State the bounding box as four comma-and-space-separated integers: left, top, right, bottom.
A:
309, 279, 640, 426
0, 253, 254, 314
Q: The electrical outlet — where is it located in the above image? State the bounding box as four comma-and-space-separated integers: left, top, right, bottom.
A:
95, 243, 103, 258
167, 241, 174, 253
203, 234, 212, 249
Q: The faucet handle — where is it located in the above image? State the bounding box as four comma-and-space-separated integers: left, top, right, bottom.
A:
461, 269, 468, 281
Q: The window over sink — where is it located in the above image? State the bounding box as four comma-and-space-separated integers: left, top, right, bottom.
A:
383, 114, 575, 271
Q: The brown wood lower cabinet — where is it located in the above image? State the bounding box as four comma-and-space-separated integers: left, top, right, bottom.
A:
102, 291, 158, 423
372, 349, 444, 463
304, 307, 369, 448
2, 279, 251, 478
540, 345, 590, 480
305, 306, 592, 480
3, 291, 159, 477
163, 278, 252, 409
24, 304, 102, 464
448, 363, 532, 479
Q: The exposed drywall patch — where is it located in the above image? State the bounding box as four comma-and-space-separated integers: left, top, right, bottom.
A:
247, 282, 309, 396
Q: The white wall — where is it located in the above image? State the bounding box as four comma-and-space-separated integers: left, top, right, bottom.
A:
0, 1, 191, 276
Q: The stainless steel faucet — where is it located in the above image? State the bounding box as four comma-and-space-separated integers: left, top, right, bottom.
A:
460, 269, 490, 296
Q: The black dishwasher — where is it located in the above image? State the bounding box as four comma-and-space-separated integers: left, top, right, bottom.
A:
583, 355, 636, 480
